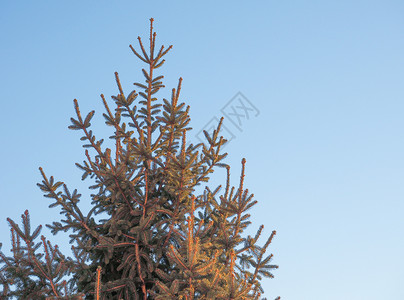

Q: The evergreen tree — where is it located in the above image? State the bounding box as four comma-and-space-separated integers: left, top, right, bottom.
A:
0, 19, 279, 300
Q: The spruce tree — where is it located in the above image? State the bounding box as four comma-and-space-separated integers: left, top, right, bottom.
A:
0, 19, 279, 300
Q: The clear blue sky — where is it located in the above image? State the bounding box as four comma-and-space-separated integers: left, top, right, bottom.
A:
1, 1, 404, 299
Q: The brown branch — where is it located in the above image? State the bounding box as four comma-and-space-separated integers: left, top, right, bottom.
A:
95, 266, 102, 300
135, 243, 147, 299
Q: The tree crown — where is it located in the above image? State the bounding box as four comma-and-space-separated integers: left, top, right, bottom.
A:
0, 19, 278, 300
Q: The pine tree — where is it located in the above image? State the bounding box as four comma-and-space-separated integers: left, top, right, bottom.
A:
0, 19, 279, 300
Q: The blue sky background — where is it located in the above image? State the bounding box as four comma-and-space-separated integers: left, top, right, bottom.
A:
1, 1, 404, 299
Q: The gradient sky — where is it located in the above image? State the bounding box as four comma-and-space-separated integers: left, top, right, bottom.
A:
1, 1, 404, 299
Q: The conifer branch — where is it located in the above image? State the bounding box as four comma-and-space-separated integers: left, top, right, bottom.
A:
95, 266, 102, 300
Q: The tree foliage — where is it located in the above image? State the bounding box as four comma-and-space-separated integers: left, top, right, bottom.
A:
0, 19, 279, 300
